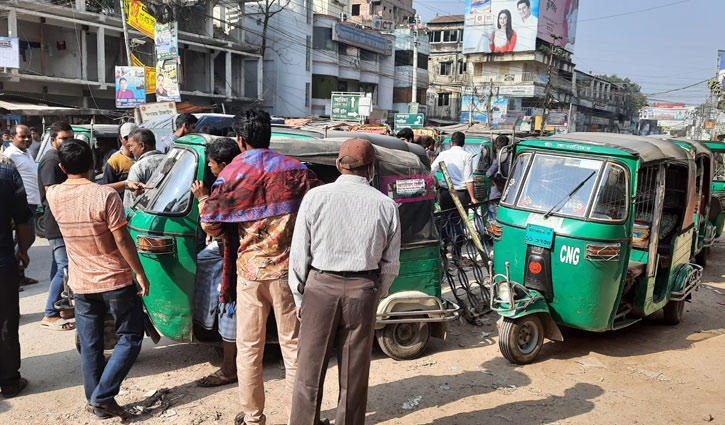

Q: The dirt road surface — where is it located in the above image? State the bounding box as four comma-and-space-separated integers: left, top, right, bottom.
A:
2, 238, 725, 425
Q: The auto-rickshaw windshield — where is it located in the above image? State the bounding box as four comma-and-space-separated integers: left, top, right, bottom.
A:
501, 152, 629, 221
135, 147, 197, 215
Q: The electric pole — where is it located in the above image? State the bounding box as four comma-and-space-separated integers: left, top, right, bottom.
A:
119, 0, 141, 124
542, 34, 564, 132
411, 13, 420, 110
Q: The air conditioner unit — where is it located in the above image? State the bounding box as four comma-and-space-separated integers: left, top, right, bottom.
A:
339, 12, 348, 21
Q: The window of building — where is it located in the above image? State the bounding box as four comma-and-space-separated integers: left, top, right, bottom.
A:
430, 31, 441, 43
360, 50, 377, 62
439, 61, 452, 75
457, 60, 467, 74
418, 53, 428, 70
312, 26, 335, 51
311, 75, 338, 99
352, 4, 360, 16
306, 36, 311, 71
305, 82, 310, 107
438, 92, 450, 107
395, 50, 413, 67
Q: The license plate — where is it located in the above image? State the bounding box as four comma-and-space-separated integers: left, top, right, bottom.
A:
525, 224, 554, 249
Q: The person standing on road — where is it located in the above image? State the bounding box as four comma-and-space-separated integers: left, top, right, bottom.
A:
28, 127, 42, 160
123, 128, 164, 209
4, 124, 40, 286
200, 109, 321, 425
47, 139, 150, 419
0, 160, 34, 398
431, 131, 477, 208
38, 121, 76, 331
288, 138, 401, 425
485, 135, 510, 221
100, 122, 137, 192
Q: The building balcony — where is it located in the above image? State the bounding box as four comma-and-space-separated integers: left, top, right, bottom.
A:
312, 49, 339, 77
339, 54, 361, 80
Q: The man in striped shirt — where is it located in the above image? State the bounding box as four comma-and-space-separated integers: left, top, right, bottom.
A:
288, 138, 401, 425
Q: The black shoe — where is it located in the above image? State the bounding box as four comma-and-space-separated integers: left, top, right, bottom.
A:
20, 276, 38, 286
89, 399, 130, 419
1, 377, 28, 398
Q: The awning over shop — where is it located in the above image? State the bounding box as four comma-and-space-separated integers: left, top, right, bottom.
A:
0, 99, 120, 117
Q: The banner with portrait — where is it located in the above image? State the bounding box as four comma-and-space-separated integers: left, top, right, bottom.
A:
115, 66, 146, 108
155, 59, 181, 102
463, 0, 539, 54
538, 0, 579, 52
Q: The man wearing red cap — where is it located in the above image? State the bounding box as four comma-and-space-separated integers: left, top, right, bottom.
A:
288, 138, 401, 425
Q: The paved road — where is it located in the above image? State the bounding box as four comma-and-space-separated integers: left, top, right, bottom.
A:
2, 238, 724, 424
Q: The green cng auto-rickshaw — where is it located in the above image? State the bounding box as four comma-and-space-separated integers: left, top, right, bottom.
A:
703, 140, 725, 238
489, 133, 703, 364
126, 133, 458, 361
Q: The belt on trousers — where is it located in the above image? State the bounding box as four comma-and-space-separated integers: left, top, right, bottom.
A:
311, 267, 380, 278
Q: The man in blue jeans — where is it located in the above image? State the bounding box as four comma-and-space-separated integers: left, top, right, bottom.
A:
38, 121, 75, 331
47, 139, 150, 419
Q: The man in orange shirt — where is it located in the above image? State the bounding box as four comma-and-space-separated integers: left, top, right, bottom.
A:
47, 139, 150, 420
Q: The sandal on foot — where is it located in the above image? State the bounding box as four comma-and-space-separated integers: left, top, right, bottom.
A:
1, 377, 28, 398
234, 412, 247, 425
89, 399, 130, 419
41, 318, 76, 331
196, 369, 238, 387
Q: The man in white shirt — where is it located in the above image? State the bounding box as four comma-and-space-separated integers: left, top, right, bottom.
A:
431, 131, 478, 208
5, 124, 40, 285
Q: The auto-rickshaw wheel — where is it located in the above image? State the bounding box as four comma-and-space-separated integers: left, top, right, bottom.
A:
376, 321, 431, 361
499, 315, 544, 365
663, 300, 685, 325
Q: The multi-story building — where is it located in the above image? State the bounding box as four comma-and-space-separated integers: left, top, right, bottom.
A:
425, 14, 465, 123
392, 26, 428, 114
0, 0, 263, 120
350, 0, 415, 27
249, 0, 395, 117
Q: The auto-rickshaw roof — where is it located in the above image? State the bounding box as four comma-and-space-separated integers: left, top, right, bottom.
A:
536, 132, 691, 165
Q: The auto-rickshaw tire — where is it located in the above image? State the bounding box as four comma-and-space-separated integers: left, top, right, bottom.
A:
499, 315, 544, 365
376, 322, 431, 361
695, 247, 709, 267
663, 300, 685, 325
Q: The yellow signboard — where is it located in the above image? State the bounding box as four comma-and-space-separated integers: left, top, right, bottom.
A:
127, 0, 156, 39
131, 54, 156, 94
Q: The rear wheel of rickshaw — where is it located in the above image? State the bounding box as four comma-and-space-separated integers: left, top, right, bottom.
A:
663, 300, 685, 325
376, 322, 431, 361
499, 315, 544, 365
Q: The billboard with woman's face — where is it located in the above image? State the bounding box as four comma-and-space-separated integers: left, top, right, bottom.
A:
537, 0, 579, 52
463, 0, 540, 54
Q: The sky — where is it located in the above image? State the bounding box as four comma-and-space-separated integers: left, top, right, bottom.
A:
414, 0, 722, 106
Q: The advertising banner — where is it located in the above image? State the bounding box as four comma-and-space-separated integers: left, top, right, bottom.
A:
0, 37, 20, 69
131, 54, 156, 94
155, 22, 179, 60
155, 60, 181, 102
463, 0, 539, 54
538, 0, 579, 52
115, 66, 146, 108
547, 110, 568, 126
127, 1, 156, 39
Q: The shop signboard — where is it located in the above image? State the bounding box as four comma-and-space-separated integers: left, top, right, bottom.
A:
372, 18, 395, 32
115, 66, 146, 108
538, 0, 579, 52
331, 92, 362, 121
139, 101, 177, 122
332, 23, 391, 56
394, 113, 425, 131
547, 110, 568, 126
463, 0, 540, 54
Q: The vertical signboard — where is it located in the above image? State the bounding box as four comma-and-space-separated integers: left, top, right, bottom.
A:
131, 54, 156, 94
156, 60, 181, 102
155, 22, 179, 60
127, 1, 156, 38
0, 37, 20, 69
718, 50, 725, 91
463, 0, 540, 54
115, 66, 146, 108
538, 0, 579, 52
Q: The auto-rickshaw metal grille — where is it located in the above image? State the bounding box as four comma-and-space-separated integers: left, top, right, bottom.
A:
435, 202, 492, 325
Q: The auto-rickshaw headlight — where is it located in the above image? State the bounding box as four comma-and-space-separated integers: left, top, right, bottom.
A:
486, 222, 503, 240
136, 235, 176, 255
